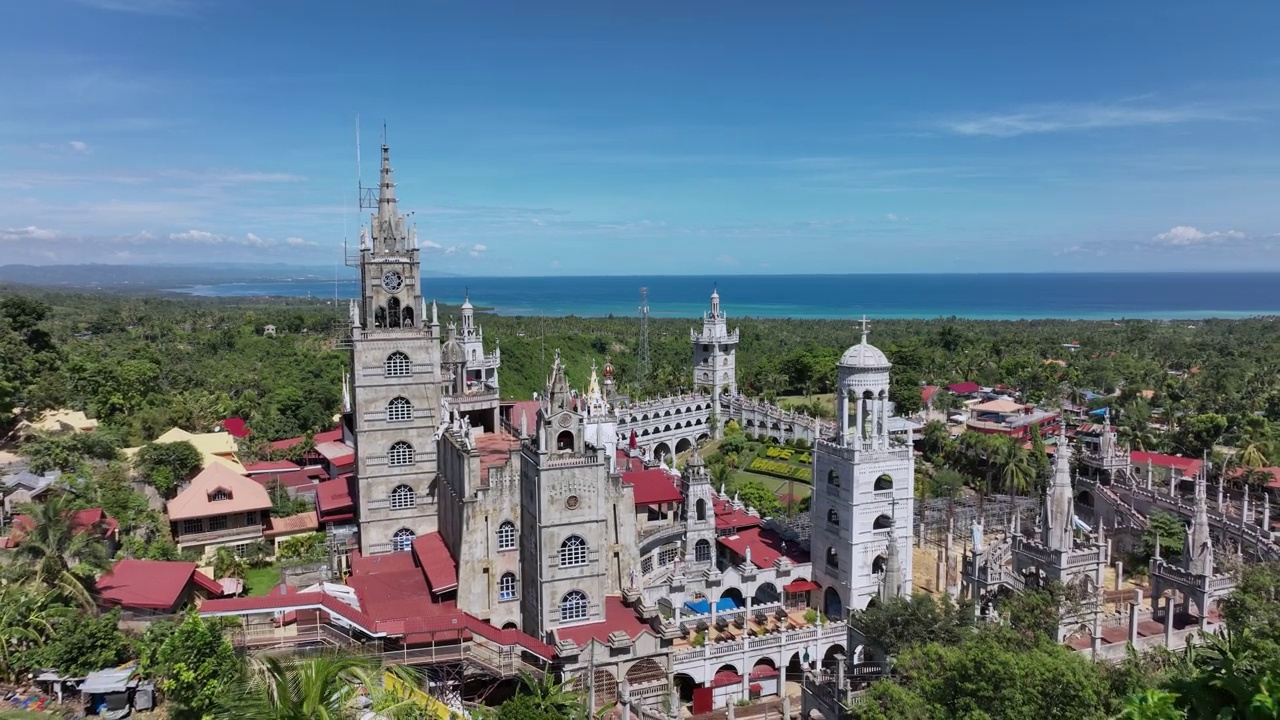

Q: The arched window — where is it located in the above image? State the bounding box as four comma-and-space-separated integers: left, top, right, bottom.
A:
696, 498, 707, 521
827, 469, 840, 487
402, 305, 415, 327
873, 514, 893, 530
560, 590, 589, 622
827, 508, 840, 525
387, 297, 401, 328
498, 572, 517, 601
826, 547, 839, 568
392, 527, 415, 552
387, 396, 413, 422
385, 351, 412, 377
497, 521, 517, 550
695, 539, 712, 562
556, 430, 574, 451
874, 474, 893, 491
389, 484, 416, 510
559, 535, 588, 567
872, 555, 887, 574
387, 441, 414, 466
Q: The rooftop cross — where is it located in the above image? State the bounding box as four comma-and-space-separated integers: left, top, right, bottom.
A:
859, 315, 870, 343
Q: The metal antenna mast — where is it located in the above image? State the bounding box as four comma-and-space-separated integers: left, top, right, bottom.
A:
638, 287, 651, 383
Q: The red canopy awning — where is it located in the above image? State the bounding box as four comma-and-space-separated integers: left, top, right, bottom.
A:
783, 579, 819, 593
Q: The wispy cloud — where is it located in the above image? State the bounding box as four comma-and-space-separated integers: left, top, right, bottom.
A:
69, 0, 195, 15
1151, 225, 1246, 246
944, 101, 1244, 137
69, 140, 89, 153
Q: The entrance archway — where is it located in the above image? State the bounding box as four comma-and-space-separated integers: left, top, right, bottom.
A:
720, 587, 745, 609
753, 582, 780, 605
676, 437, 693, 455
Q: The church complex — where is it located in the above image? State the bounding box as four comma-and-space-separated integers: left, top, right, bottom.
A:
197, 145, 1269, 716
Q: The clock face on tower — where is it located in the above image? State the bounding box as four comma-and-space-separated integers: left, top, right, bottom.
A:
381, 270, 404, 293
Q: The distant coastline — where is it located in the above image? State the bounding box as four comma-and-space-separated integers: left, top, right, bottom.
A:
168, 272, 1280, 321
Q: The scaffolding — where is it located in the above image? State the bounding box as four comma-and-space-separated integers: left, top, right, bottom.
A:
913, 494, 1040, 550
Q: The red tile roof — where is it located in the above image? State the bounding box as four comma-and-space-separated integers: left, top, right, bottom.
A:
264, 511, 319, 537
412, 532, 459, 595
1230, 467, 1280, 488
921, 385, 940, 403
554, 595, 654, 647
97, 559, 222, 610
270, 428, 344, 451
717, 526, 809, 569
615, 449, 642, 473
1131, 451, 1204, 475
623, 469, 683, 505
947, 381, 981, 395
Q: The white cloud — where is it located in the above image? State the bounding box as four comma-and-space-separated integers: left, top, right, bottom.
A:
716, 253, 740, 267
444, 246, 459, 255
285, 237, 309, 247
1, 225, 61, 241
169, 229, 225, 244
469, 251, 481, 258
885, 213, 899, 222
550, 259, 561, 270
473, 243, 488, 252
420, 239, 443, 250
69, 140, 89, 153
1152, 226, 1246, 246
945, 102, 1241, 138
244, 232, 270, 247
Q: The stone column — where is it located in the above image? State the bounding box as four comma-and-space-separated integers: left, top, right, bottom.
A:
1129, 589, 1143, 646
1114, 561, 1123, 591
1164, 596, 1175, 647
1169, 471, 1177, 498
782, 692, 792, 720
620, 680, 632, 720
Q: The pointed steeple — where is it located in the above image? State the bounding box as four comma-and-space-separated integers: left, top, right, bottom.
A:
1184, 467, 1214, 576
880, 515, 904, 603
373, 143, 407, 252
546, 349, 571, 412
1043, 423, 1075, 552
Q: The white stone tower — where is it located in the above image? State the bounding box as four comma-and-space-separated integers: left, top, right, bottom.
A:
681, 447, 717, 569
691, 288, 739, 397
458, 291, 500, 392
349, 143, 444, 554
809, 319, 914, 617
519, 353, 638, 639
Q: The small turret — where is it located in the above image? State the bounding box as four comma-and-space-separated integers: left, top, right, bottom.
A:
1043, 424, 1075, 552
1184, 468, 1214, 577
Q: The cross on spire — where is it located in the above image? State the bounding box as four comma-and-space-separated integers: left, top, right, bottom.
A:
859, 315, 870, 343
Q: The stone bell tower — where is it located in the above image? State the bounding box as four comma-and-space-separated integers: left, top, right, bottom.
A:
349, 143, 445, 554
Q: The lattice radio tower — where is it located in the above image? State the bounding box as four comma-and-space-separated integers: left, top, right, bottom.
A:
638, 287, 651, 382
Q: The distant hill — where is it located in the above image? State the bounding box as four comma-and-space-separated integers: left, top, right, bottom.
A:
0, 263, 455, 289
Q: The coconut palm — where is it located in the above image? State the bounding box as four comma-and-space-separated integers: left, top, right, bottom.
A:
997, 446, 1036, 498
0, 586, 69, 681
517, 669, 587, 716
9, 494, 111, 608
217, 654, 416, 720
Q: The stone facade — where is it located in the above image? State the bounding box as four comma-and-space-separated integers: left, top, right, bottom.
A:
350, 144, 445, 553
691, 289, 738, 397
810, 325, 915, 616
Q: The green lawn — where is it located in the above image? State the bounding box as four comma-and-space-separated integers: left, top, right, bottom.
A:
244, 563, 283, 596
731, 470, 812, 499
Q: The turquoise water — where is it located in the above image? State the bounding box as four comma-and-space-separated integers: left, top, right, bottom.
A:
172, 273, 1280, 320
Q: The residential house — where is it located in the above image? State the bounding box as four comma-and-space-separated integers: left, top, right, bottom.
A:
167, 464, 271, 559
96, 559, 224, 616
124, 427, 245, 474
3, 507, 119, 555
1, 468, 64, 518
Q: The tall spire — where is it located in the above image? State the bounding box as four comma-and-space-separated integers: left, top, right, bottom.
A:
374, 142, 406, 252
1043, 423, 1075, 552
1184, 467, 1214, 576
880, 510, 904, 602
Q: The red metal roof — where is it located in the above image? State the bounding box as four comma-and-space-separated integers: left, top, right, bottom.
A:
242, 460, 301, 474
1131, 451, 1204, 475
714, 498, 762, 531
254, 469, 322, 492
623, 469, 683, 505
554, 595, 654, 647
947, 381, 981, 394
921, 385, 940, 403
316, 476, 354, 514
199, 589, 556, 660
711, 671, 743, 688
783, 579, 819, 593
717, 526, 809, 569
270, 427, 343, 451
7, 507, 118, 547
97, 559, 222, 610
412, 532, 459, 595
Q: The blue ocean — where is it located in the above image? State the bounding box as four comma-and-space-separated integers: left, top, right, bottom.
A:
172, 273, 1280, 320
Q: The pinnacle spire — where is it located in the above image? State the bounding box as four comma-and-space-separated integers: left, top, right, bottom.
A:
1184, 467, 1214, 576
1042, 423, 1075, 552
880, 509, 904, 602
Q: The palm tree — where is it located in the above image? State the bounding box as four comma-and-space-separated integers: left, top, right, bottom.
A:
1114, 689, 1184, 719
997, 446, 1036, 498
517, 669, 587, 716
218, 654, 415, 720
9, 494, 112, 607
0, 586, 69, 681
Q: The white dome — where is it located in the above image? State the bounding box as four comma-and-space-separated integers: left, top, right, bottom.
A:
840, 339, 891, 369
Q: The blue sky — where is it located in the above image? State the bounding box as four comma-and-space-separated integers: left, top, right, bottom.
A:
2, 0, 1280, 274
